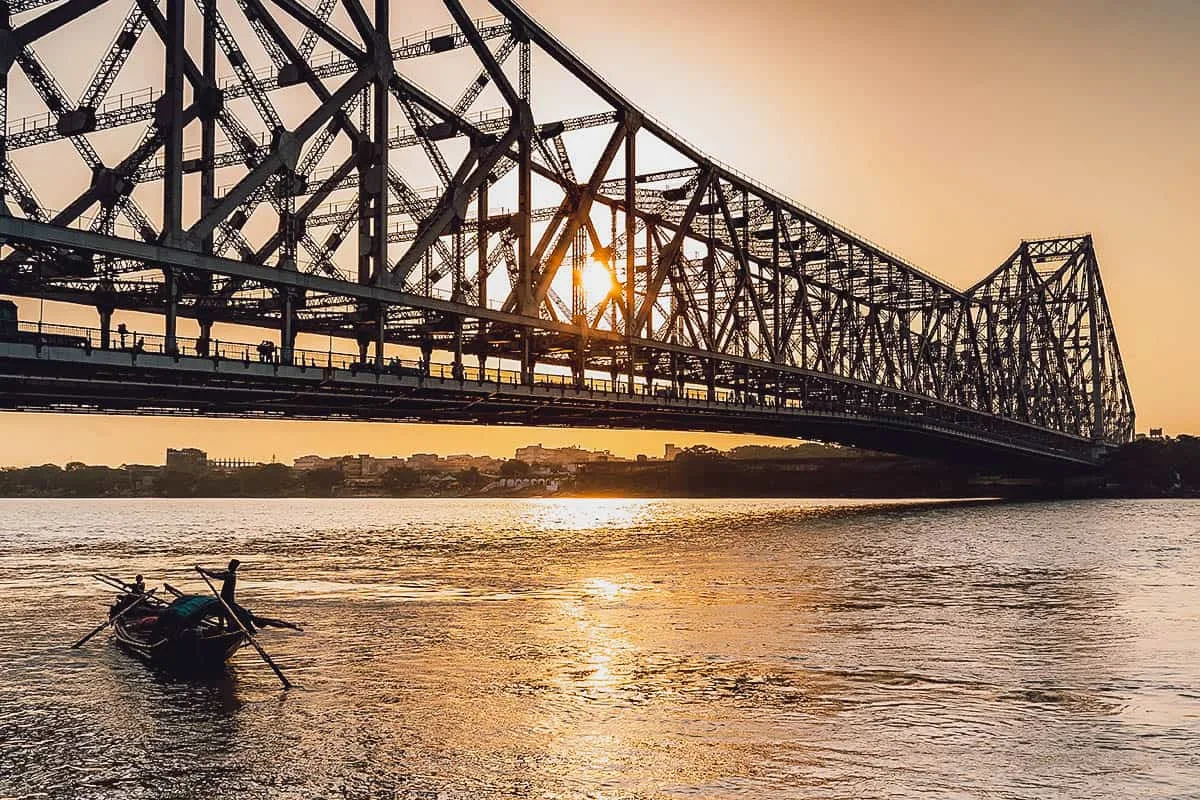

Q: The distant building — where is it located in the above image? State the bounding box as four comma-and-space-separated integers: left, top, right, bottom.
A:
293, 455, 335, 471
365, 456, 407, 476
294, 452, 496, 476
407, 453, 442, 470
338, 454, 373, 479
515, 443, 622, 466
664, 443, 682, 461
1150, 428, 1165, 440
165, 448, 207, 473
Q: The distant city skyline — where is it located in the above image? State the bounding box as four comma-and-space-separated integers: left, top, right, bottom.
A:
0, 416, 783, 468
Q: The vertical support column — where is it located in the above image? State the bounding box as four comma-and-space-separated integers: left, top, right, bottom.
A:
356, 88, 373, 286
475, 183, 488, 381
742, 187, 751, 362
517, 120, 533, 380
799, 223, 809, 371
163, 272, 179, 352
200, 0, 216, 258
573, 339, 585, 389
372, 0, 389, 285
98, 305, 112, 350
624, 118, 637, 394
521, 334, 535, 385
453, 319, 464, 380
1017, 246, 1031, 418
515, 31, 534, 383
477, 181, 488, 308
644, 221, 654, 334
517, 133, 533, 313
1086, 242, 1105, 441
162, 0, 185, 353
772, 205, 782, 371
280, 290, 295, 365
705, 243, 715, 352
571, 227, 584, 323
375, 303, 385, 370
451, 331, 465, 381
198, 318, 213, 357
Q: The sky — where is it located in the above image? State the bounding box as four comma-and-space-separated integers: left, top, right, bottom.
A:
1, 0, 1197, 466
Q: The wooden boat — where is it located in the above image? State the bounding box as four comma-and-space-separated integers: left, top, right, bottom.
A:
108, 593, 249, 674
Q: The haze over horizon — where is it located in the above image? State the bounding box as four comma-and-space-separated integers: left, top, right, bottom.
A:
1, 0, 1195, 466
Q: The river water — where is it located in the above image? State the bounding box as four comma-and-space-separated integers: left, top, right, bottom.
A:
1, 498, 1198, 799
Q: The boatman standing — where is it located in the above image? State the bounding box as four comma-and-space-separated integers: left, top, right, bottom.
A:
196, 559, 242, 628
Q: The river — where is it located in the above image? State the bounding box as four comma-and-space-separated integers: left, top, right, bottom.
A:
1, 498, 1197, 798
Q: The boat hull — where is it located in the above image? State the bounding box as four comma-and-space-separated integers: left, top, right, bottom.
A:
112, 616, 247, 674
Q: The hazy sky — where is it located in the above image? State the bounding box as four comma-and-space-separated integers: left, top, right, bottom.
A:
1, 0, 1196, 466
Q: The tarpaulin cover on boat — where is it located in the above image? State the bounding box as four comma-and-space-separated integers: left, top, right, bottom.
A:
160, 595, 222, 625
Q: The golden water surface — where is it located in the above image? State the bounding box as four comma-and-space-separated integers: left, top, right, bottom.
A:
1, 498, 1197, 798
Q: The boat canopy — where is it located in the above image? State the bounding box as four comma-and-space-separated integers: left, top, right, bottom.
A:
160, 595, 222, 626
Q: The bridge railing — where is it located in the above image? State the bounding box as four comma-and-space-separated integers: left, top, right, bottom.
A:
6, 319, 747, 401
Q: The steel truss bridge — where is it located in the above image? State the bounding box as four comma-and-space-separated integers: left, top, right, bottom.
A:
0, 0, 1134, 467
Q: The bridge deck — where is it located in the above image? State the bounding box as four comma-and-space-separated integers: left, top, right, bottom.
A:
0, 329, 1100, 470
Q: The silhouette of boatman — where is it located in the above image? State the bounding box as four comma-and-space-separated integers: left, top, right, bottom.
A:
196, 559, 242, 629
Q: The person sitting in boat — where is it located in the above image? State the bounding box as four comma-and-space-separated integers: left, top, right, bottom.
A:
111, 574, 147, 614
196, 559, 242, 629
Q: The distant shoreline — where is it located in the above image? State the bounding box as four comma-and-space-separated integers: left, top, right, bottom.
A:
2, 435, 1196, 500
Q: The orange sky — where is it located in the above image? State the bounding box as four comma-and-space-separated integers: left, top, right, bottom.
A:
1, 0, 1196, 466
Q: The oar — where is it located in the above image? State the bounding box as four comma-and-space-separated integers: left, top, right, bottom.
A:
194, 568, 293, 690
251, 614, 303, 632
70, 588, 157, 649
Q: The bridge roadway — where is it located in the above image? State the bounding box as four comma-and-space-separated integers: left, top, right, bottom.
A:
0, 320, 1100, 470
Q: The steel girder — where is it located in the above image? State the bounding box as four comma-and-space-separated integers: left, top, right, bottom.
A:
0, 0, 1133, 462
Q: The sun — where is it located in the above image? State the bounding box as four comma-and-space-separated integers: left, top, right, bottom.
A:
581, 258, 616, 301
